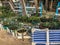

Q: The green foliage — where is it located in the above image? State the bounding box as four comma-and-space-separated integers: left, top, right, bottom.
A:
17, 16, 40, 25
39, 15, 60, 29
40, 15, 59, 22
0, 6, 16, 18
8, 25, 18, 30
40, 21, 60, 29
28, 16, 40, 24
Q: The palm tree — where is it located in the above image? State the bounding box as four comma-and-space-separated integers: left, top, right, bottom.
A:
0, 0, 4, 5
34, 0, 39, 14
20, 0, 26, 16
50, 0, 53, 11
45, 0, 48, 12
0, 0, 2, 6
9, 0, 15, 12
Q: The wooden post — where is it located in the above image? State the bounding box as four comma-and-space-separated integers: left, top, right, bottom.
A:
46, 28, 49, 45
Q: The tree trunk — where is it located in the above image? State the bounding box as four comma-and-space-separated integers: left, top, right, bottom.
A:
45, 0, 48, 12
34, 0, 39, 14
0, 0, 2, 6
20, 0, 26, 16
9, 0, 15, 11
50, 0, 53, 11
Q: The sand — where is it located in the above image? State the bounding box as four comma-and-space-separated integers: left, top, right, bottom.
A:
0, 30, 31, 45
